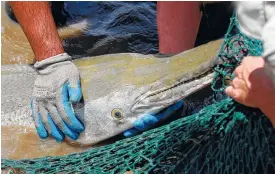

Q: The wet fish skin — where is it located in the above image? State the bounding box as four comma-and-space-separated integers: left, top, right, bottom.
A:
73, 53, 217, 145
1, 1, 223, 145
2, 39, 222, 145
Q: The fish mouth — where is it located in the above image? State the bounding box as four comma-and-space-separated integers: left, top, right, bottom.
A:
131, 58, 218, 114
142, 66, 214, 98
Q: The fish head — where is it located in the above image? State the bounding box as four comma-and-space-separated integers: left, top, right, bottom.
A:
74, 83, 163, 145
64, 39, 223, 145
74, 59, 216, 145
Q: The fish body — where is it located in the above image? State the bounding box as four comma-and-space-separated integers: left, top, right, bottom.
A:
1, 1, 223, 145
2, 39, 222, 145
73, 44, 221, 144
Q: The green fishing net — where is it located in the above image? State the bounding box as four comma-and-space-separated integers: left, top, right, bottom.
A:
2, 14, 275, 174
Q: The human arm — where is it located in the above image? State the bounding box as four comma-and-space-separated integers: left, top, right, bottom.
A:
236, 1, 275, 83
226, 2, 275, 127
9, 2, 84, 141
9, 1, 64, 61
157, 2, 201, 54
261, 103, 275, 126
262, 11, 275, 87
225, 56, 275, 127
127, 2, 201, 136
124, 100, 183, 137
261, 12, 275, 125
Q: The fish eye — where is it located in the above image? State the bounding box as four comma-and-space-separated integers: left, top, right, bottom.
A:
111, 108, 123, 120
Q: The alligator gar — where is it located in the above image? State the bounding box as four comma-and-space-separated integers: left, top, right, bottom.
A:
2, 39, 223, 159
1, 1, 223, 159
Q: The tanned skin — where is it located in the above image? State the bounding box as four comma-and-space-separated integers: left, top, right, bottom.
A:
157, 2, 201, 54
10, 1, 201, 58
225, 56, 275, 127
9, 2, 274, 127
9, 2, 64, 61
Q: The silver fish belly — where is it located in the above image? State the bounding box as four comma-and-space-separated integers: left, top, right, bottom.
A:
2, 39, 222, 145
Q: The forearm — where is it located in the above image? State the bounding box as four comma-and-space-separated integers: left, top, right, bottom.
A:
157, 2, 201, 54
9, 1, 64, 61
262, 14, 275, 126
262, 14, 275, 86
260, 104, 275, 127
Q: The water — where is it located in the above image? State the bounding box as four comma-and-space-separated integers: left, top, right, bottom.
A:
48, 2, 233, 59
7, 2, 233, 59
51, 1, 159, 59
2, 1, 235, 162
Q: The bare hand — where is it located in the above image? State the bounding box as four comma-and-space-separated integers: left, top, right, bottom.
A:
225, 56, 275, 112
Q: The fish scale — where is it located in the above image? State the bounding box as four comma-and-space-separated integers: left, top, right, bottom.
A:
2, 39, 221, 146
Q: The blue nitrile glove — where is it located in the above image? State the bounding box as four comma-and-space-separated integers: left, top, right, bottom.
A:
31, 53, 84, 142
123, 100, 183, 137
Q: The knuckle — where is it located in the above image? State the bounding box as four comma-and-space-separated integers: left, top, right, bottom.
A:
233, 92, 239, 99
232, 78, 239, 85
243, 56, 251, 62
235, 66, 242, 73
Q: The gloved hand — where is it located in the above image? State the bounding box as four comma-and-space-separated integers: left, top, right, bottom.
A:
123, 100, 184, 137
31, 53, 84, 142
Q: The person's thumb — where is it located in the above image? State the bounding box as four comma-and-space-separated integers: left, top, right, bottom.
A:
68, 75, 82, 103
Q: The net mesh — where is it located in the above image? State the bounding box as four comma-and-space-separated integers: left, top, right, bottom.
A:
2, 14, 275, 174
